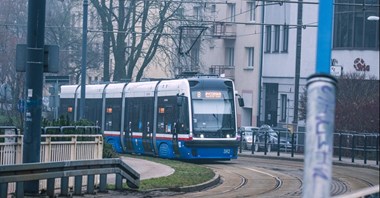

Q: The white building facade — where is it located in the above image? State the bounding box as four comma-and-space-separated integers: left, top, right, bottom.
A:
198, 0, 379, 131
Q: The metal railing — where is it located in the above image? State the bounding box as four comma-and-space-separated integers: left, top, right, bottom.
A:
0, 126, 129, 197
239, 131, 380, 166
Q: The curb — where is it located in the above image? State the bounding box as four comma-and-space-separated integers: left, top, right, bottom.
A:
142, 173, 221, 193
238, 153, 380, 171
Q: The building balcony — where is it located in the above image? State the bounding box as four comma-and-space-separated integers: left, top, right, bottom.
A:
209, 65, 235, 80
212, 22, 236, 39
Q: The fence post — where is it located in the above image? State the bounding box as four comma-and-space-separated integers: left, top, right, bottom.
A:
251, 131, 255, 154
60, 177, 69, 196
74, 175, 83, 195
99, 174, 107, 193
47, 178, 55, 197
277, 132, 280, 156
16, 181, 23, 198
291, 132, 295, 157
338, 133, 342, 161
115, 174, 123, 190
239, 131, 242, 154
364, 135, 367, 165
377, 135, 379, 166
87, 175, 95, 194
264, 132, 268, 155
351, 135, 355, 163
0, 183, 8, 198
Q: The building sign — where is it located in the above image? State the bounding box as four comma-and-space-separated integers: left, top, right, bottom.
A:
330, 65, 342, 77
353, 58, 370, 71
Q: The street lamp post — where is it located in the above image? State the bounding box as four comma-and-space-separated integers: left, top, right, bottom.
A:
80, 0, 88, 120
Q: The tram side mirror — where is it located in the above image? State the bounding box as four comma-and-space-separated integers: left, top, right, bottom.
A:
238, 97, 245, 107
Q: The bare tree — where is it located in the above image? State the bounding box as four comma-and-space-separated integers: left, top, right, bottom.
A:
299, 72, 379, 133
91, 0, 209, 82
45, 0, 103, 83
0, 0, 28, 127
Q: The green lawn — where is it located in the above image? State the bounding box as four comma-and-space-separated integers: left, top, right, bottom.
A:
120, 154, 215, 191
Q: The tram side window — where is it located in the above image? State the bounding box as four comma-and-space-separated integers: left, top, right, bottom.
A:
105, 98, 122, 131
127, 100, 140, 132
157, 96, 176, 134
142, 98, 153, 132
126, 98, 153, 132
178, 96, 190, 134
85, 99, 102, 125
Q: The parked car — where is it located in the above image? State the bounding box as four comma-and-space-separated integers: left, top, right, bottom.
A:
238, 126, 259, 150
254, 125, 292, 152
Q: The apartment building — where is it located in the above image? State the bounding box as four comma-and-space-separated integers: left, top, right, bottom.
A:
260, 0, 379, 132
195, 0, 378, 132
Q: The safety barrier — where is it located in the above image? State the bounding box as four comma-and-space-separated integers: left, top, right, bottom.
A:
0, 126, 110, 197
0, 158, 140, 197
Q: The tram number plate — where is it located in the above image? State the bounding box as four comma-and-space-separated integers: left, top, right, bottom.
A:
223, 149, 231, 154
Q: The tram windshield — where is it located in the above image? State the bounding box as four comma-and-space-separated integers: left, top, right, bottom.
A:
191, 90, 235, 134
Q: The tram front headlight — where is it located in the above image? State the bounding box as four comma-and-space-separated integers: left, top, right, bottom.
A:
200, 134, 204, 138
226, 134, 230, 138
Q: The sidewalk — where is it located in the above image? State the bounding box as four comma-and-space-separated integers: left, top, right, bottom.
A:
107, 156, 175, 185
238, 149, 380, 170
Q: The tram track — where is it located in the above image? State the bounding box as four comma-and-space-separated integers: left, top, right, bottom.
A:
175, 156, 378, 198
99, 156, 378, 198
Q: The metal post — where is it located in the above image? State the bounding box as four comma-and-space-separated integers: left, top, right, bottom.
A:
338, 133, 342, 161
302, 1, 335, 197
351, 135, 355, 163
23, 0, 46, 194
293, 0, 303, 129
291, 132, 295, 157
377, 135, 379, 165
364, 135, 367, 164
80, 0, 88, 120
375, 135, 380, 165
251, 131, 255, 154
277, 132, 280, 156
303, 74, 336, 198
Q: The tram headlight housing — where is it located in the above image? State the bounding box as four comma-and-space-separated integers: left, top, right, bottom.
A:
226, 134, 230, 138
200, 134, 204, 138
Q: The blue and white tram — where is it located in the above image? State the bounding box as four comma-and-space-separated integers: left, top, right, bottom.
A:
59, 77, 244, 160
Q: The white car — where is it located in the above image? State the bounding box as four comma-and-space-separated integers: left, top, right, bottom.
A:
238, 126, 259, 150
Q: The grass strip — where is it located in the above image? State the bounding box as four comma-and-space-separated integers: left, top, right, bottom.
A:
120, 154, 215, 191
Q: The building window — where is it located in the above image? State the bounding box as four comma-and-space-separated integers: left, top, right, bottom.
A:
265, 25, 272, 52
247, 47, 254, 68
228, 3, 236, 22
191, 46, 200, 69
282, 25, 289, 52
280, 94, 287, 122
193, 6, 202, 21
211, 4, 216, 13
273, 25, 280, 52
226, 47, 235, 66
247, 1, 256, 22
176, 7, 184, 18
333, 0, 379, 49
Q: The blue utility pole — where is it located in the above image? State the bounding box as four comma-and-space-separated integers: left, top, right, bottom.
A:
303, 1, 337, 198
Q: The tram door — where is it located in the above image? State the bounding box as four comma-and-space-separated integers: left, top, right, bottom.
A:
126, 98, 155, 155
142, 97, 155, 155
